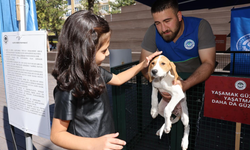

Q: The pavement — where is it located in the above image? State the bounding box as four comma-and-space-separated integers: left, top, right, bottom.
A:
0, 61, 65, 150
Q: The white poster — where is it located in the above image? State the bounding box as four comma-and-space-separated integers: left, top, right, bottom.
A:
2, 31, 50, 139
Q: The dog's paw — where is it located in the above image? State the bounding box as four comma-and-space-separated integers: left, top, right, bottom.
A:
151, 108, 158, 118
156, 128, 164, 139
164, 125, 171, 134
156, 124, 165, 139
181, 136, 189, 150
164, 118, 172, 133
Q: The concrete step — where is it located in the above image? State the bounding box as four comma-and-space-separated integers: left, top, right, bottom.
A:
211, 23, 230, 31
184, 11, 231, 20
109, 18, 153, 30
212, 30, 230, 35
106, 6, 231, 22
108, 17, 230, 34
107, 3, 250, 22
110, 28, 148, 41
47, 51, 57, 61
110, 28, 230, 47
109, 40, 142, 52
106, 52, 140, 62
206, 16, 231, 24
105, 9, 151, 22
121, 2, 151, 13
47, 60, 55, 74
108, 15, 230, 31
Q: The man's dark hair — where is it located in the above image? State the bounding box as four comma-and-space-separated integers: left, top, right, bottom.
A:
151, 0, 179, 14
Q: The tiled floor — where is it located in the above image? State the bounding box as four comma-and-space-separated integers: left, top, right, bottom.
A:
0, 61, 65, 150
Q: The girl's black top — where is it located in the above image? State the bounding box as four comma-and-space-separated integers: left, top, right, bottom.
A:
53, 67, 115, 137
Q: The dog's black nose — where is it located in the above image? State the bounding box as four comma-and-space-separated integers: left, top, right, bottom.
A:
151, 69, 158, 75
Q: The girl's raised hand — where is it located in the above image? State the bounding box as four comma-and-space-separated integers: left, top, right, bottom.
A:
96, 132, 126, 150
144, 51, 162, 67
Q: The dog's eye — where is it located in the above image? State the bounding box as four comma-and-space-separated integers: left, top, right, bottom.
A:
161, 62, 165, 65
152, 62, 155, 65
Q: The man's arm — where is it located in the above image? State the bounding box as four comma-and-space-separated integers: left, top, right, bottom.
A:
139, 49, 154, 80
181, 47, 216, 92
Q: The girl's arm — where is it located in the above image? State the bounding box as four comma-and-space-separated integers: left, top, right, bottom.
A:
50, 118, 126, 150
108, 51, 162, 86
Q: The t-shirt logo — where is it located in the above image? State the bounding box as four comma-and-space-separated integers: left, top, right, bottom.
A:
184, 39, 195, 50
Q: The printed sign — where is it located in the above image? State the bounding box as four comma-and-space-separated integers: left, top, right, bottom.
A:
2, 31, 51, 139
204, 75, 250, 125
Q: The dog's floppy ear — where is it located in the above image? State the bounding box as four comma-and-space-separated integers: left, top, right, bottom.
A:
169, 62, 178, 82
148, 63, 154, 82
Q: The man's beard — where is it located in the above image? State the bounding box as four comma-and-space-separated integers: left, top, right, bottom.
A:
161, 22, 181, 42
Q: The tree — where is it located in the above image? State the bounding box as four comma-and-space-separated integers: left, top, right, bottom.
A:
88, 0, 95, 10
80, 0, 100, 15
35, 0, 68, 36
109, 0, 135, 14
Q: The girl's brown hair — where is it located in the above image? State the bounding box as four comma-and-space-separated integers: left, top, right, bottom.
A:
52, 10, 110, 99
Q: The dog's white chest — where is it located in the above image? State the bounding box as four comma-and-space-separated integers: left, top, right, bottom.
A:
152, 76, 179, 95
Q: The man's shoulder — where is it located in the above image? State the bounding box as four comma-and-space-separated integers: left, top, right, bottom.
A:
148, 23, 156, 30
145, 24, 156, 38
183, 16, 202, 21
184, 16, 210, 26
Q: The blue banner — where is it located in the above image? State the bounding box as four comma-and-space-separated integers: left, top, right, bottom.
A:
0, 0, 38, 55
0, 0, 19, 102
230, 6, 250, 75
26, 0, 38, 31
0, 0, 19, 55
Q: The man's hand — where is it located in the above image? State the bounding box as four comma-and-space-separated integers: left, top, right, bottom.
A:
161, 92, 172, 101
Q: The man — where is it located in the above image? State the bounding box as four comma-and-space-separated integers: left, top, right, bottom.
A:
140, 0, 216, 93
139, 0, 216, 149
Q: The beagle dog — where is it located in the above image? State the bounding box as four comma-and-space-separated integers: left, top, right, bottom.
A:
148, 55, 189, 150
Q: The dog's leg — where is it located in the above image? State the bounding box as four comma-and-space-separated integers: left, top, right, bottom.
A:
158, 98, 168, 117
163, 93, 184, 133
151, 86, 159, 118
180, 97, 189, 150
156, 116, 181, 139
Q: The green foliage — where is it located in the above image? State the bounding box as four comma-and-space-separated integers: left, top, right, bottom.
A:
35, 0, 68, 36
109, 0, 135, 14
80, 0, 100, 15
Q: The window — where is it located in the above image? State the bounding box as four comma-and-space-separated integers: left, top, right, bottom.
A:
75, 0, 81, 4
101, 5, 109, 12
67, 0, 71, 5
101, 0, 108, 3
65, 9, 71, 17
75, 7, 80, 11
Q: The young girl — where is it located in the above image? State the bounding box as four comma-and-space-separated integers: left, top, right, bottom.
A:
50, 10, 161, 150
